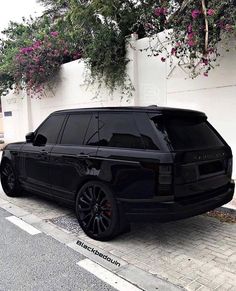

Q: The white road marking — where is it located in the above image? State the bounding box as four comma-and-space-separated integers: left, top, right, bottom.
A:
77, 259, 141, 291
6, 216, 41, 235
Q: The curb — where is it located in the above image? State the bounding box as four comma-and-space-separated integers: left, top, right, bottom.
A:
0, 199, 183, 291
68, 240, 182, 291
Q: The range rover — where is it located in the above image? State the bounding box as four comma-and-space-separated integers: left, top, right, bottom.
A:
0, 106, 234, 240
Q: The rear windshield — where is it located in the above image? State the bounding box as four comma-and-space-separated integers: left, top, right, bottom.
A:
152, 116, 224, 150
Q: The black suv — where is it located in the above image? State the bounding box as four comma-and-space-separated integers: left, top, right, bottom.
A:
0, 106, 234, 240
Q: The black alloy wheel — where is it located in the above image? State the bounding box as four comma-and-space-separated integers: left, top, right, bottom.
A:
1, 161, 21, 197
76, 181, 120, 241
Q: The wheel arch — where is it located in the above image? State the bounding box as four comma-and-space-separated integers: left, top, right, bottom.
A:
75, 176, 111, 201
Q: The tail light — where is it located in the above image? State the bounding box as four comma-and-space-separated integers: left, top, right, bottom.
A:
140, 162, 173, 196
158, 165, 173, 196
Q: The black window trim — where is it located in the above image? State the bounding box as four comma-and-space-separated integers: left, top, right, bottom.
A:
84, 112, 99, 147
56, 114, 70, 145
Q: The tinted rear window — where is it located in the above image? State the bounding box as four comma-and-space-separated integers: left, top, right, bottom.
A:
152, 116, 224, 150
98, 113, 144, 149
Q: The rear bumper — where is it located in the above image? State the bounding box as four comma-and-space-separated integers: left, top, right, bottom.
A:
118, 181, 235, 222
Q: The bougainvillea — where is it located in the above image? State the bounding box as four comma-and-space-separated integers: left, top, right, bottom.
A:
0, 18, 82, 96
14, 31, 82, 96
0, 0, 236, 97
139, 0, 236, 78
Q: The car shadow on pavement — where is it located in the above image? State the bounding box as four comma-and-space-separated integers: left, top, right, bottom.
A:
0, 188, 233, 248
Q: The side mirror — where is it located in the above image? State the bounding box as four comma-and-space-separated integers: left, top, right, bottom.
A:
33, 134, 47, 147
26, 132, 35, 143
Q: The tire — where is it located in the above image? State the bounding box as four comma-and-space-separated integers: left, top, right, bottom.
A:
0, 161, 22, 197
75, 181, 128, 241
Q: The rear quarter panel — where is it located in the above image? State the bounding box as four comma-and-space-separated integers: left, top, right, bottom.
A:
95, 147, 173, 199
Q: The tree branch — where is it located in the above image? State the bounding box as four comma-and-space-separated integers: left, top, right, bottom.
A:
201, 0, 209, 54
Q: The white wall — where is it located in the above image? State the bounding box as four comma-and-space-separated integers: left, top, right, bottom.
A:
2, 58, 136, 138
1, 35, 236, 178
134, 37, 167, 106
1, 92, 31, 141
29, 57, 138, 131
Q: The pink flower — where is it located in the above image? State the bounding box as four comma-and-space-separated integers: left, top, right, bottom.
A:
171, 48, 176, 55
20, 47, 34, 54
154, 8, 162, 16
162, 8, 168, 15
187, 40, 195, 47
74, 52, 82, 59
144, 23, 155, 30
192, 9, 201, 19
225, 24, 233, 31
50, 31, 59, 37
218, 21, 225, 29
202, 58, 209, 65
33, 41, 42, 48
188, 32, 195, 40
207, 9, 215, 16
33, 57, 39, 62
203, 72, 208, 77
16, 54, 21, 60
207, 48, 215, 54
161, 57, 166, 62
154, 7, 167, 17
187, 24, 193, 33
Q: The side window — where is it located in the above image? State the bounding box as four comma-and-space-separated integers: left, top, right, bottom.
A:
36, 115, 65, 145
61, 114, 91, 145
98, 113, 144, 149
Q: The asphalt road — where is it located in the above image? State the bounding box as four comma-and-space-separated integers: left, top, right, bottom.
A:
0, 207, 115, 291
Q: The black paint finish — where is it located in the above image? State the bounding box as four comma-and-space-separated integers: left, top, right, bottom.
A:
1, 106, 234, 224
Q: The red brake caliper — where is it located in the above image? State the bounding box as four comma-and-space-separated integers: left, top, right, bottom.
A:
103, 201, 112, 217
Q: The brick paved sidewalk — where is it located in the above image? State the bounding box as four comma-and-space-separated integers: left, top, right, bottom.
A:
0, 189, 235, 291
